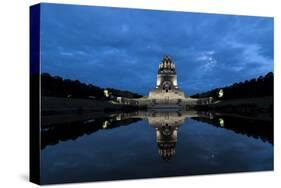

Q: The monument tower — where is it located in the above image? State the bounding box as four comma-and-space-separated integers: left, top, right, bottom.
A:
148, 56, 186, 105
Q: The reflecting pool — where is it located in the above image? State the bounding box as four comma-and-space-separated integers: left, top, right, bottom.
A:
41, 110, 273, 184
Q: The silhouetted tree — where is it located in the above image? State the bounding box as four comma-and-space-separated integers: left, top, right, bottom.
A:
41, 73, 142, 99
191, 72, 273, 100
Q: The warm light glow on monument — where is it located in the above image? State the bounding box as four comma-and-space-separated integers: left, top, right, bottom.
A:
172, 78, 178, 87
148, 56, 186, 102
156, 78, 161, 87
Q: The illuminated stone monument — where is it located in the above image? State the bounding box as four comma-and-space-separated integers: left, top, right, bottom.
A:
148, 56, 187, 106
118, 56, 208, 107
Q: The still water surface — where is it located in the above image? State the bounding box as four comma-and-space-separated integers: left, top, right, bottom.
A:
41, 110, 273, 184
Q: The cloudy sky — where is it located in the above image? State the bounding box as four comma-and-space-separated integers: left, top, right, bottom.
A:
40, 3, 273, 96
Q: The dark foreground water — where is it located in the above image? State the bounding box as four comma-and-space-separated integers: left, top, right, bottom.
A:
40, 110, 273, 184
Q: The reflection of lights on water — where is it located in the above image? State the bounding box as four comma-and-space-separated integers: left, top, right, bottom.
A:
219, 118, 224, 127
102, 121, 109, 129
86, 119, 95, 123
116, 116, 121, 121
209, 113, 214, 119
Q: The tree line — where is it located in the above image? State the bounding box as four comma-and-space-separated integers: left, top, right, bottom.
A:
42, 117, 141, 149
41, 73, 142, 99
191, 72, 273, 100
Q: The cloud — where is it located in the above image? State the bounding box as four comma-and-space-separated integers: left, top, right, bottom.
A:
40, 3, 274, 95
60, 51, 73, 56
196, 50, 218, 72
218, 32, 274, 78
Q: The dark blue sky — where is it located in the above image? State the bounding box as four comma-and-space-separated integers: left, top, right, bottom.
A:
40, 3, 273, 96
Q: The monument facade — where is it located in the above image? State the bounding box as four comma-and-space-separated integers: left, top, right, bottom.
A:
148, 56, 186, 106
118, 56, 212, 107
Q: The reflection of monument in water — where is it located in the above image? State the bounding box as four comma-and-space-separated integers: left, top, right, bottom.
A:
119, 110, 204, 160
147, 111, 189, 160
